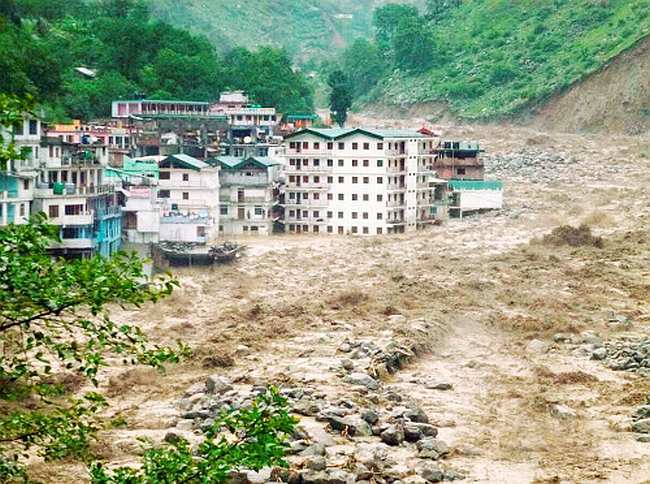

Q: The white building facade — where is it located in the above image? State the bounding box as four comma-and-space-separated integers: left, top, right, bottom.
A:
158, 154, 220, 243
281, 128, 447, 235
0, 115, 42, 226
213, 156, 281, 236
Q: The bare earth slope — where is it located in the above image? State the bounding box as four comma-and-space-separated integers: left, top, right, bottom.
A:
530, 36, 650, 135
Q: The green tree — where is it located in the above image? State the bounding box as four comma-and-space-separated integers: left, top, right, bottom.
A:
341, 39, 387, 99
425, 0, 462, 22
90, 388, 297, 483
0, 103, 187, 478
372, 3, 420, 50
0, 94, 33, 171
392, 14, 435, 72
327, 69, 352, 127
0, 214, 188, 480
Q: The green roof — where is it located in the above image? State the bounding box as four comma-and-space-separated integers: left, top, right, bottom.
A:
212, 156, 280, 170
287, 113, 318, 121
449, 179, 503, 191
161, 154, 209, 170
284, 127, 429, 141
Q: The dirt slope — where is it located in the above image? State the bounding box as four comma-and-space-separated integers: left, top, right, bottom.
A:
531, 35, 650, 135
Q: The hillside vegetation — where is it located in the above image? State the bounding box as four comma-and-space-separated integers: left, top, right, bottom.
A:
344, 0, 650, 120
150, 0, 421, 65
0, 0, 314, 120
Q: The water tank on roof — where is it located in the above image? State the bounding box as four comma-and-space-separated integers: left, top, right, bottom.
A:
53, 182, 65, 195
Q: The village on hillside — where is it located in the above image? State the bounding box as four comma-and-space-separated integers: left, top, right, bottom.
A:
0, 92, 503, 264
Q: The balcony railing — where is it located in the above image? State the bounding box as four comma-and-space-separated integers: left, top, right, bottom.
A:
386, 199, 406, 208
97, 205, 121, 218
282, 199, 328, 208
35, 184, 115, 198
160, 215, 211, 225
285, 165, 333, 173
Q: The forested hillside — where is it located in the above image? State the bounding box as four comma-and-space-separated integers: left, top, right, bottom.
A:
0, 0, 314, 120
341, 0, 650, 120
150, 0, 422, 65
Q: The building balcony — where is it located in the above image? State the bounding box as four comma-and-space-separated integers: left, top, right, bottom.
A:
386, 199, 406, 208
221, 196, 271, 204
50, 238, 95, 250
97, 205, 122, 219
0, 190, 20, 201
285, 149, 331, 157
287, 183, 329, 191
283, 216, 327, 224
387, 219, 406, 225
35, 184, 114, 198
282, 199, 328, 208
49, 211, 94, 226
220, 174, 269, 187
386, 166, 406, 174
285, 165, 333, 174
386, 184, 406, 192
160, 214, 211, 225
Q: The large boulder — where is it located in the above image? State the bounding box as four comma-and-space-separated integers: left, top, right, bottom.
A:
345, 373, 380, 390
205, 375, 233, 394
633, 418, 650, 434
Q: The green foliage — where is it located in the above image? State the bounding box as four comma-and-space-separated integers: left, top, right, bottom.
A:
0, 0, 314, 120
89, 388, 297, 484
150, 0, 422, 64
0, 212, 189, 479
341, 39, 388, 99
356, 0, 650, 119
392, 13, 435, 72
222, 47, 315, 114
328, 70, 353, 127
373, 3, 421, 51
0, 94, 34, 171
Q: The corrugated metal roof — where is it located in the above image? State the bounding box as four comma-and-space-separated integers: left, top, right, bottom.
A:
163, 154, 209, 170
213, 156, 280, 170
449, 179, 503, 191
285, 127, 430, 141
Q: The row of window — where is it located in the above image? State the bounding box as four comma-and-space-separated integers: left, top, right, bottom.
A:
287, 210, 385, 220
287, 225, 386, 235
288, 158, 385, 168
220, 206, 264, 216
289, 141, 384, 151
287, 192, 389, 202
288, 174, 384, 184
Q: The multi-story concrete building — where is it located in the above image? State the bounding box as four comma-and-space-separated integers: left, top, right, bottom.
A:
210, 91, 278, 142
0, 115, 43, 225
48, 119, 134, 167
112, 100, 214, 119
433, 141, 484, 180
211, 156, 281, 236
281, 128, 448, 235
34, 138, 122, 258
157, 154, 220, 243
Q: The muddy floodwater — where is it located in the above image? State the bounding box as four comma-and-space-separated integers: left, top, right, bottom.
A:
36, 124, 650, 483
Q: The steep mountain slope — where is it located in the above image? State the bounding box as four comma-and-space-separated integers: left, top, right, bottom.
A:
531, 36, 650, 134
150, 0, 421, 64
374, 0, 650, 121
